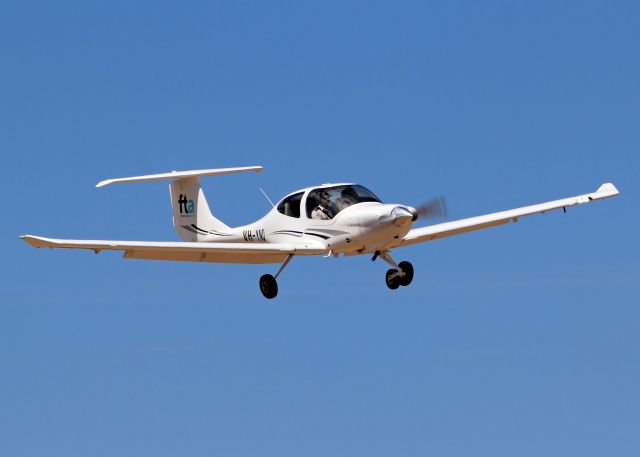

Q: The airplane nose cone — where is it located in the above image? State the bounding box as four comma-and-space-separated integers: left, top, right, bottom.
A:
390, 206, 414, 226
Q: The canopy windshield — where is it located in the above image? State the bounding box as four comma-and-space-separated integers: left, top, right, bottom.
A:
306, 184, 381, 219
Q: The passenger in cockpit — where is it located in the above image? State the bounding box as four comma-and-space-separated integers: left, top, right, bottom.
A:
334, 186, 358, 212
311, 191, 333, 220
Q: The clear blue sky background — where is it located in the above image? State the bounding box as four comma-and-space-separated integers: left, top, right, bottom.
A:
1, 1, 638, 456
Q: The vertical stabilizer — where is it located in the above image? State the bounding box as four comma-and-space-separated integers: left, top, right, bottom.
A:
169, 178, 232, 241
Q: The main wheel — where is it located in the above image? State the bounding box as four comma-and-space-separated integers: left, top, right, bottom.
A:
259, 274, 278, 299
385, 269, 400, 290
398, 261, 414, 287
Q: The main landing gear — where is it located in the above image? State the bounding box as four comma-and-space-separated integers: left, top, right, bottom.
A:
259, 254, 293, 299
373, 251, 414, 290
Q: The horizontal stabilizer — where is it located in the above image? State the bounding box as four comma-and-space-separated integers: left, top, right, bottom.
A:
96, 166, 263, 188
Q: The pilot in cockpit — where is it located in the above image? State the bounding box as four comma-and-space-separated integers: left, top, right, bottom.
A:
311, 191, 333, 220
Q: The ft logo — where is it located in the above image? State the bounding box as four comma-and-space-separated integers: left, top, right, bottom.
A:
177, 194, 195, 214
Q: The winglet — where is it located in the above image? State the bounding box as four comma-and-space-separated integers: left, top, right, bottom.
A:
596, 182, 620, 196
96, 166, 263, 188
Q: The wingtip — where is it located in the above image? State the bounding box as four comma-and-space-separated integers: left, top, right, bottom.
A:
20, 235, 53, 248
20, 234, 38, 247
596, 182, 620, 196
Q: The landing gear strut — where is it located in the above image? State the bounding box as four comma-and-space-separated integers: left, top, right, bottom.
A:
375, 251, 414, 290
259, 254, 293, 299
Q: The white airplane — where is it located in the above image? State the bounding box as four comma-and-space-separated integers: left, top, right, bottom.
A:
22, 166, 620, 299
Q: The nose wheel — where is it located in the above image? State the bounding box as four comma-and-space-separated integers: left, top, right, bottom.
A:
397, 260, 414, 286
385, 269, 401, 289
375, 251, 414, 290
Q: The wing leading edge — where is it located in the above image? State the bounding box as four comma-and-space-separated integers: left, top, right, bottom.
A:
21, 236, 328, 264
396, 183, 620, 248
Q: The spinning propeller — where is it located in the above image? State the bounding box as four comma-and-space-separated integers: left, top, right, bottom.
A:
410, 195, 448, 222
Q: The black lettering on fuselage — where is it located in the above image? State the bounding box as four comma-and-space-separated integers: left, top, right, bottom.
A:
243, 229, 266, 242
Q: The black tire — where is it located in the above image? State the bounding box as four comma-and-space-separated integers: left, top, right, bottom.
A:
398, 261, 414, 287
385, 269, 400, 290
259, 274, 278, 299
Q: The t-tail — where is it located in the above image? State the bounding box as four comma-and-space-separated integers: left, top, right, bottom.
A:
96, 166, 263, 241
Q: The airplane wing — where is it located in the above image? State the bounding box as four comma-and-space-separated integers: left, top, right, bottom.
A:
395, 183, 620, 248
20, 236, 328, 264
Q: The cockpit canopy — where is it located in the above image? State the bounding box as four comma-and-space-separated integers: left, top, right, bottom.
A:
306, 184, 381, 219
276, 184, 381, 220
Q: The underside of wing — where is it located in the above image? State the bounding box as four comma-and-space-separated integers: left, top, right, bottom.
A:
395, 182, 620, 248
21, 236, 328, 264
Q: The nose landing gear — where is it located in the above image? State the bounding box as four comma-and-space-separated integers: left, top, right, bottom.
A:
375, 251, 414, 290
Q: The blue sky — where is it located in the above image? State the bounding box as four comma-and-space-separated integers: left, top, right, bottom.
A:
1, 1, 638, 456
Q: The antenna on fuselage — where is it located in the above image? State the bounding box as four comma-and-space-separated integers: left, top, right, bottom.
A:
259, 187, 275, 208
